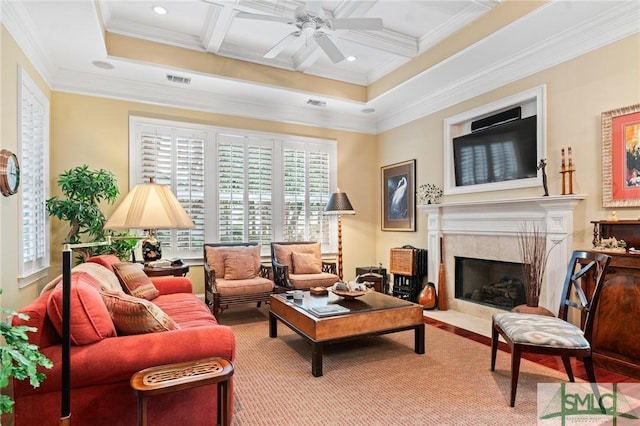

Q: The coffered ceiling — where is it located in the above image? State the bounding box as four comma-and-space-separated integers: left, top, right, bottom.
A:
2, 1, 639, 134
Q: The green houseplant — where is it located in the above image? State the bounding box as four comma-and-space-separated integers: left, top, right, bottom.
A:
0, 289, 53, 415
46, 165, 137, 261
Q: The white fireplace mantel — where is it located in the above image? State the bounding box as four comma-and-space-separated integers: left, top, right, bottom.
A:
418, 195, 585, 314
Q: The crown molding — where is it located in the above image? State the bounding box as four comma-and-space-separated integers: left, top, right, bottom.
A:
1, 1, 55, 84
51, 68, 377, 134
374, 0, 640, 133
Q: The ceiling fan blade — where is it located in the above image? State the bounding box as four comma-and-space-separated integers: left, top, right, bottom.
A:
314, 33, 345, 63
327, 18, 383, 31
264, 31, 301, 59
236, 11, 294, 25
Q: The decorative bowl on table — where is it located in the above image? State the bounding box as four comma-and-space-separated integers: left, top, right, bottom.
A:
331, 289, 368, 299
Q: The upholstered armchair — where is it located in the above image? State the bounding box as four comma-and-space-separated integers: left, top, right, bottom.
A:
204, 242, 276, 320
270, 241, 340, 290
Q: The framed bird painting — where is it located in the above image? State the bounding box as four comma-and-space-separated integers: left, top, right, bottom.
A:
382, 159, 416, 231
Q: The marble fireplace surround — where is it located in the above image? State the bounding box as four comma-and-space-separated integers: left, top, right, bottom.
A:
419, 195, 585, 322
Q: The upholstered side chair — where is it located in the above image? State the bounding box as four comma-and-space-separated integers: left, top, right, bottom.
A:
204, 242, 277, 320
270, 241, 340, 290
491, 250, 611, 407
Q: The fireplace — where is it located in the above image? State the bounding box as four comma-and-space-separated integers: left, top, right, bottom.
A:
419, 195, 584, 320
455, 257, 526, 310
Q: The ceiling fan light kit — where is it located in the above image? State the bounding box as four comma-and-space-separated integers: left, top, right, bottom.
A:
236, 3, 383, 63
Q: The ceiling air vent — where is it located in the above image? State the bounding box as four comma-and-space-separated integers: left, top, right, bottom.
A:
166, 74, 191, 85
306, 99, 327, 107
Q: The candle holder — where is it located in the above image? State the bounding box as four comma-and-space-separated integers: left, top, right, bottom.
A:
560, 165, 575, 195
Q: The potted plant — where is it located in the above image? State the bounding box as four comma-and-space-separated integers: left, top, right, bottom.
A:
1, 289, 52, 417
46, 165, 138, 261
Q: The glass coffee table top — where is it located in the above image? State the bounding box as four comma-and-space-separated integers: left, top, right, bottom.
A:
273, 291, 414, 317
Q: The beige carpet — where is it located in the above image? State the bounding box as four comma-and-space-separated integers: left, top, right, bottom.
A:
223, 307, 570, 425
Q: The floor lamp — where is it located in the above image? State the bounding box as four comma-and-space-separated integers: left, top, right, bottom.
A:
324, 190, 355, 280
60, 179, 194, 425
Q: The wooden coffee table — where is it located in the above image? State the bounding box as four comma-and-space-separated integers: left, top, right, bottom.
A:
269, 291, 425, 377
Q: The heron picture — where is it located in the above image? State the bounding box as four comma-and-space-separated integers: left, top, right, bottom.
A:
382, 159, 416, 231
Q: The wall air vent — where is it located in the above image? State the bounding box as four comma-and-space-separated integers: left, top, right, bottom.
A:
166, 74, 191, 84
306, 99, 327, 107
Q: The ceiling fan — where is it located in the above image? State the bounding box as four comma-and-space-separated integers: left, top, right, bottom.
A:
236, 2, 383, 63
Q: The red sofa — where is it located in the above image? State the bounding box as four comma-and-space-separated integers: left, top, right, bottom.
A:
12, 255, 235, 426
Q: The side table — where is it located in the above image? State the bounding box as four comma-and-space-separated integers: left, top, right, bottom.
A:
130, 357, 234, 426
143, 264, 189, 277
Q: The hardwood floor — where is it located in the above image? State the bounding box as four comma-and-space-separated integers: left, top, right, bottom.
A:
424, 316, 639, 383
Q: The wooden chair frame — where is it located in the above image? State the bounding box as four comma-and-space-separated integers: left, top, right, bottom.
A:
490, 250, 611, 407
204, 242, 276, 320
270, 241, 337, 290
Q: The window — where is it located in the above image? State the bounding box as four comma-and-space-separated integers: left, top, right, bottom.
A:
18, 68, 50, 285
130, 117, 337, 259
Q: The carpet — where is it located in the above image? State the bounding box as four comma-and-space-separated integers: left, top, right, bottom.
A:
224, 308, 570, 425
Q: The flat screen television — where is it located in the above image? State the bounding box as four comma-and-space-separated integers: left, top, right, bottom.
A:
452, 116, 537, 187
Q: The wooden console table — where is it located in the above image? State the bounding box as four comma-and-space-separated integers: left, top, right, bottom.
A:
584, 220, 640, 379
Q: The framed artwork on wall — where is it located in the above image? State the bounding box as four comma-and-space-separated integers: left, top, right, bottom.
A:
381, 159, 415, 231
602, 103, 640, 207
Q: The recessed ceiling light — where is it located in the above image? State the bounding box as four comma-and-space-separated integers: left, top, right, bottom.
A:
152, 6, 168, 15
361, 108, 375, 114
346, 56, 357, 62
92, 60, 114, 70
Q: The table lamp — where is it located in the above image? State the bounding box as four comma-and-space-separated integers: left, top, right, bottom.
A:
324, 190, 355, 279
104, 178, 194, 263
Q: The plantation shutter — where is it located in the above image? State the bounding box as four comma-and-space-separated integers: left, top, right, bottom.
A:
283, 148, 306, 241
19, 68, 50, 281
282, 144, 332, 244
137, 125, 205, 259
308, 151, 331, 246
217, 134, 273, 247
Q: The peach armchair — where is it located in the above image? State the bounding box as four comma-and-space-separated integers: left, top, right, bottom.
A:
270, 241, 340, 290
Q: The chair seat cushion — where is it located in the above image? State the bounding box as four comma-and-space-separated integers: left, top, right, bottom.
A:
289, 273, 340, 289
492, 312, 589, 349
215, 277, 274, 296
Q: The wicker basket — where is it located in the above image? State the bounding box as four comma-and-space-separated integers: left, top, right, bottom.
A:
389, 248, 415, 275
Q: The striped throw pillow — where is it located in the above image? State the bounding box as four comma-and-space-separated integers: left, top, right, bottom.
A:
100, 290, 180, 335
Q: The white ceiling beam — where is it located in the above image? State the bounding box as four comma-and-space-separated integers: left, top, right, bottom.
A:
202, 3, 238, 54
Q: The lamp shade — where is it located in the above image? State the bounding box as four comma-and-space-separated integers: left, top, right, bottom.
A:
324, 191, 355, 215
104, 180, 195, 230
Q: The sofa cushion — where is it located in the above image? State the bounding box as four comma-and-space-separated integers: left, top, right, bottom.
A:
205, 245, 261, 278
292, 252, 322, 274
86, 254, 123, 271
215, 277, 274, 296
100, 290, 180, 335
288, 272, 340, 289
40, 262, 123, 295
153, 293, 219, 328
46, 273, 117, 345
224, 252, 256, 280
112, 262, 160, 300
273, 242, 321, 271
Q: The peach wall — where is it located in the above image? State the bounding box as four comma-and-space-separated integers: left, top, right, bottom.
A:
1, 27, 51, 310
49, 93, 377, 296
376, 33, 640, 271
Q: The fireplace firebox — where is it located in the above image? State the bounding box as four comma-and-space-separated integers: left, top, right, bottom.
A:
455, 257, 526, 310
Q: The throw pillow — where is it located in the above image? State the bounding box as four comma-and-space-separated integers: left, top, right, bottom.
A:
292, 252, 322, 274
223, 252, 257, 280
206, 245, 262, 278
100, 290, 180, 335
47, 273, 117, 345
112, 262, 160, 300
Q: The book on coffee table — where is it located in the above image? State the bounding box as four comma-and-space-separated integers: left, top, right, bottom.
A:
309, 305, 350, 317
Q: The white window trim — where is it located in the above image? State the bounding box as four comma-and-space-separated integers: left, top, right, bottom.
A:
129, 116, 338, 260
18, 67, 50, 287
